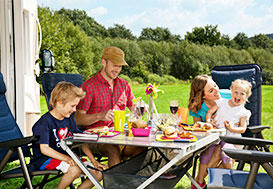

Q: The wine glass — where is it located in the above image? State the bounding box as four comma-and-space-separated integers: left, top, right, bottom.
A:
136, 100, 146, 118
169, 100, 179, 115
169, 100, 180, 129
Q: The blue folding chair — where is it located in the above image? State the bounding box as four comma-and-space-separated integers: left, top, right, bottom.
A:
41, 73, 83, 110
0, 72, 62, 189
211, 64, 264, 137
208, 136, 273, 189
207, 64, 272, 188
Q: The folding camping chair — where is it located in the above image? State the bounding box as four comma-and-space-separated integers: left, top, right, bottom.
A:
41, 72, 83, 110
207, 136, 273, 189
205, 64, 272, 188
41, 72, 108, 164
0, 72, 62, 189
211, 64, 270, 169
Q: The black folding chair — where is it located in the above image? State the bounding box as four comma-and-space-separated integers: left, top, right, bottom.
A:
0, 72, 63, 189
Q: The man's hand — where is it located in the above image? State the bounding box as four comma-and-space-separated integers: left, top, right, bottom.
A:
99, 109, 113, 121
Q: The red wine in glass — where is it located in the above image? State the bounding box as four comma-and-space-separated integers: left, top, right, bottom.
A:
136, 106, 145, 116
170, 106, 178, 114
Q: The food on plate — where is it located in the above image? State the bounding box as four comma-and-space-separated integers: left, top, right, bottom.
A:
179, 131, 193, 138
132, 119, 148, 129
201, 123, 212, 130
163, 126, 178, 138
192, 122, 212, 130
86, 126, 111, 136
192, 122, 201, 128
87, 126, 109, 133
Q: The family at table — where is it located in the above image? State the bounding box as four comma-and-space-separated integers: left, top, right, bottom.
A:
31, 46, 252, 189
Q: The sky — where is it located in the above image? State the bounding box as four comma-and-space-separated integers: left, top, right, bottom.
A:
37, 0, 273, 39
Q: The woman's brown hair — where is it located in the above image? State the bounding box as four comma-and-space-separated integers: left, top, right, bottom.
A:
188, 75, 210, 113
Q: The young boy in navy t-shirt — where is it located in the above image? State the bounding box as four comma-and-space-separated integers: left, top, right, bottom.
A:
32, 82, 106, 189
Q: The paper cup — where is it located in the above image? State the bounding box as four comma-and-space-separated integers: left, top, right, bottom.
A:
113, 110, 126, 133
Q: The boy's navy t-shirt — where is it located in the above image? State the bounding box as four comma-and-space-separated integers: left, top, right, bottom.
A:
32, 112, 82, 167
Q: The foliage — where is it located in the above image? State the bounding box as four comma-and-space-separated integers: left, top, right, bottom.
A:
161, 75, 178, 84
130, 61, 149, 83
139, 40, 172, 76
185, 25, 225, 46
232, 32, 251, 50
147, 73, 162, 84
132, 77, 144, 84
139, 27, 181, 43
38, 7, 273, 85
38, 7, 96, 81
108, 24, 136, 40
119, 74, 131, 83
250, 34, 273, 49
56, 8, 109, 38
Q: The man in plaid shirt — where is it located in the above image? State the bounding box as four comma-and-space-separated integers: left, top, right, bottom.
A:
75, 46, 144, 167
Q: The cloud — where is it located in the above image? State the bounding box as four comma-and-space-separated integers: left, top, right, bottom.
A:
87, 6, 108, 18
38, 0, 97, 10
110, 0, 273, 38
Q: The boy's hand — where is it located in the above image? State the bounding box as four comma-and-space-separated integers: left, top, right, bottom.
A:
92, 159, 108, 171
65, 157, 76, 166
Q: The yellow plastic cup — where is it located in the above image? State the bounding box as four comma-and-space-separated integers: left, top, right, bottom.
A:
113, 110, 126, 133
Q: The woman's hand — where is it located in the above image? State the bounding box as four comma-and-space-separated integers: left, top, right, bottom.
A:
207, 119, 218, 127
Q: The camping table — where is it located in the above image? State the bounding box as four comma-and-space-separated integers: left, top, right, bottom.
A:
60, 131, 219, 189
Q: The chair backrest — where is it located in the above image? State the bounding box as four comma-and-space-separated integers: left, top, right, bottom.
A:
41, 73, 83, 110
211, 64, 262, 136
0, 73, 30, 161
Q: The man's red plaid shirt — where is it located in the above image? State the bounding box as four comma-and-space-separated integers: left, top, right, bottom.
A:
77, 71, 134, 129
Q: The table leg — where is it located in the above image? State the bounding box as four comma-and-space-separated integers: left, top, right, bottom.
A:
136, 149, 185, 189
60, 140, 103, 189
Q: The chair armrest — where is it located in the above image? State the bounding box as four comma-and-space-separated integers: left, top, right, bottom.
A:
220, 136, 273, 146
0, 136, 39, 148
246, 125, 270, 134
223, 148, 273, 163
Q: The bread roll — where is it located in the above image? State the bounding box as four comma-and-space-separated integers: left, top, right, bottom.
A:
132, 119, 147, 129
163, 126, 178, 138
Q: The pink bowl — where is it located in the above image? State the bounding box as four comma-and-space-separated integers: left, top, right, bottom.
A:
132, 127, 151, 137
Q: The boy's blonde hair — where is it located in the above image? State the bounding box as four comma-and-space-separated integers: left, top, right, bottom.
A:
230, 79, 252, 102
49, 81, 85, 108
188, 75, 211, 113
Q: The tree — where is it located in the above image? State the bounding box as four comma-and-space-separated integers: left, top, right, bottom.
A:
232, 32, 251, 49
108, 24, 136, 40
56, 8, 109, 38
139, 27, 181, 43
251, 34, 273, 49
139, 40, 172, 76
185, 25, 223, 46
38, 7, 95, 80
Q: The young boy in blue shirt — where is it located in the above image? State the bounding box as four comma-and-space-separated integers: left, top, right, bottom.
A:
32, 82, 105, 189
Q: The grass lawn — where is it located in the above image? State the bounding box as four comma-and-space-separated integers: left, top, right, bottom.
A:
1, 84, 272, 189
